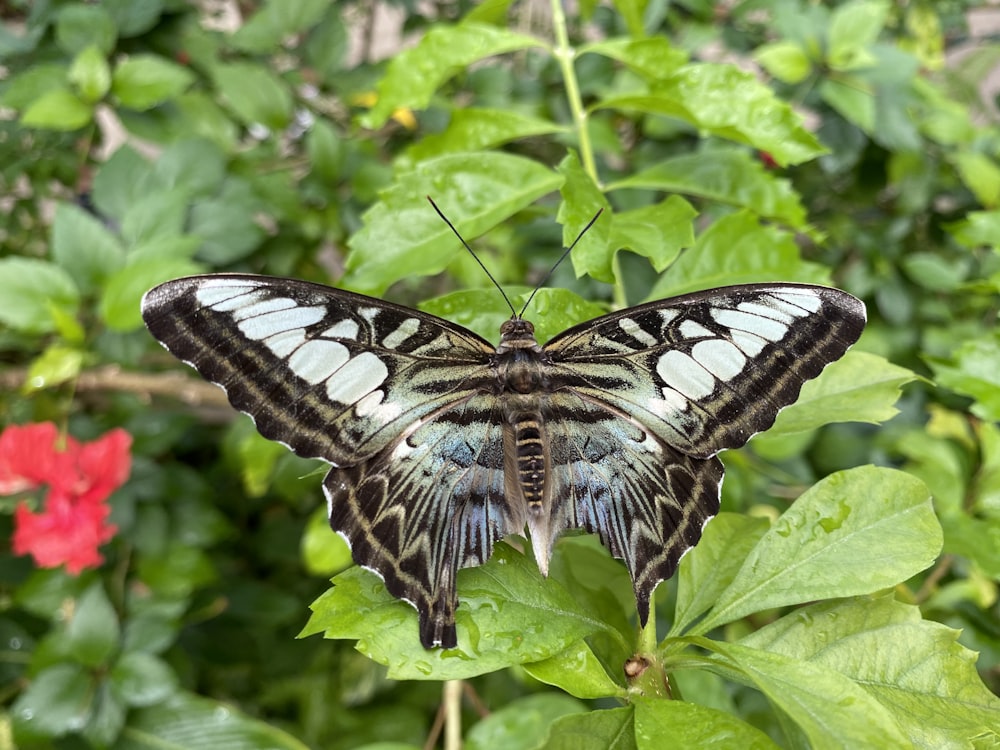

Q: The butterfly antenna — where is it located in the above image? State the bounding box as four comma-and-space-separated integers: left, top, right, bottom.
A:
517, 208, 604, 318
427, 196, 518, 319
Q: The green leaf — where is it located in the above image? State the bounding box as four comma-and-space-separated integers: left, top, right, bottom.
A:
0, 258, 80, 334
11, 663, 93, 741
1, 63, 68, 109
91, 145, 156, 221
69, 45, 111, 103
345, 152, 563, 292
702, 640, 910, 749
51, 202, 126, 294
465, 694, 587, 750
152, 138, 228, 197
929, 334, 1000, 421
231, 0, 331, 53
952, 150, 1000, 208
100, 257, 202, 331
102, 0, 163, 36
189, 181, 266, 264
301, 543, 607, 680
111, 652, 178, 707
115, 691, 311, 750
820, 76, 875, 134
24, 345, 85, 392
578, 37, 688, 81
695, 467, 940, 633
947, 209, 1000, 249
84, 679, 127, 747
647, 211, 828, 300
739, 596, 1000, 747
120, 188, 190, 245
754, 40, 813, 84
633, 699, 781, 749
307, 119, 343, 183
405, 108, 567, 163
21, 87, 94, 130
671, 513, 770, 636
536, 706, 634, 750
608, 197, 697, 273
55, 3, 117, 56
419, 288, 523, 345
827, 0, 890, 71
608, 149, 807, 228
112, 54, 194, 110
523, 641, 625, 699
595, 64, 826, 166
65, 583, 120, 667
558, 151, 612, 282
765, 351, 916, 435
362, 23, 547, 128
212, 62, 292, 129
301, 507, 354, 576
519, 288, 607, 345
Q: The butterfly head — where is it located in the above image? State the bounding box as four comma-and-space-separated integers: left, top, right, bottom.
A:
498, 318, 539, 351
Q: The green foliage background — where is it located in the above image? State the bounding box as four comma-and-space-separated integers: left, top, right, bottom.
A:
1, 1, 999, 748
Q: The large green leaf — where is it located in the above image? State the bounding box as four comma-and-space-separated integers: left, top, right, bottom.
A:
764, 351, 916, 436
579, 37, 687, 81
523, 640, 625, 699
558, 151, 612, 282
646, 211, 828, 299
405, 108, 567, 163
595, 64, 826, 165
671, 513, 770, 636
740, 596, 1000, 748
230, 0, 331, 53
608, 149, 807, 228
345, 152, 563, 293
112, 54, 194, 110
64, 584, 120, 668
695, 467, 940, 633
301, 543, 607, 680
362, 23, 547, 128
608, 197, 697, 275
211, 61, 292, 129
701, 640, 910, 749
928, 334, 1000, 421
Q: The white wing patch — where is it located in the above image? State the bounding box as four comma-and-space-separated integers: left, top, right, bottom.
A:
691, 339, 746, 381
382, 317, 421, 349
326, 352, 388, 404
656, 350, 716, 400
288, 339, 350, 384
711, 308, 789, 342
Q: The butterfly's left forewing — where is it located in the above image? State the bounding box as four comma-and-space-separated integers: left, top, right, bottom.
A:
545, 284, 867, 457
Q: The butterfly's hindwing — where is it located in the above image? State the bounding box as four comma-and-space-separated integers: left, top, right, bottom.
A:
325, 395, 521, 649
543, 391, 724, 622
545, 285, 866, 456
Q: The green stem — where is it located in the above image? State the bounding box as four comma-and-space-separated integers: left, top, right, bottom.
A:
550, 0, 597, 184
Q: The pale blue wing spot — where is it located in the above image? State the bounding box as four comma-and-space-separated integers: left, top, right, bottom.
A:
382, 317, 422, 349
288, 338, 350, 384
326, 352, 388, 404
679, 320, 714, 338
194, 283, 261, 310
618, 317, 658, 347
656, 350, 716, 399
737, 301, 797, 324
711, 308, 788, 342
229, 296, 298, 321
323, 319, 360, 339
262, 328, 306, 358
691, 339, 746, 381
238, 306, 326, 340
773, 289, 822, 312
729, 329, 768, 357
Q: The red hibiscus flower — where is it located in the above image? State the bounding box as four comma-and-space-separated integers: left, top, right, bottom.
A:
2, 422, 130, 574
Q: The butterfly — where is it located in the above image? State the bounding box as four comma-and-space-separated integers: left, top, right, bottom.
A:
141, 274, 865, 649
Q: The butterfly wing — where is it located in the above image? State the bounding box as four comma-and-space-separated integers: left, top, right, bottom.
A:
325, 394, 521, 648
541, 284, 866, 621
543, 391, 723, 625
141, 275, 498, 465
142, 275, 511, 648
545, 284, 866, 457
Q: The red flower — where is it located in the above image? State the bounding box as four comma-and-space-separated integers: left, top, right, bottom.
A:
2, 422, 130, 575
